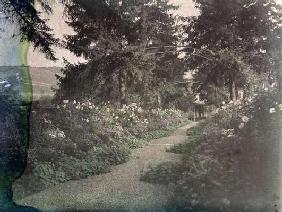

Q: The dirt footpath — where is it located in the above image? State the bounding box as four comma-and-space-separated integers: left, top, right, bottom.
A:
17, 122, 197, 211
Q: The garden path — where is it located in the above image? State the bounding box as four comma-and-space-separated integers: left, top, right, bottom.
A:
17, 122, 198, 211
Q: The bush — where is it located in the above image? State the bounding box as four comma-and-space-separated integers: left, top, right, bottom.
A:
140, 162, 182, 185
167, 123, 207, 154
14, 100, 190, 199
141, 91, 282, 211
93, 144, 131, 165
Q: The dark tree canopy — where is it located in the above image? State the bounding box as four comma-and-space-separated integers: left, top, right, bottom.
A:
184, 0, 282, 102
56, 0, 187, 108
0, 0, 58, 60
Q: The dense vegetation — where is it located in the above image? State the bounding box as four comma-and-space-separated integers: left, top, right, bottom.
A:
184, 0, 282, 104
1, 0, 282, 210
13, 99, 190, 199
9, 0, 196, 199
55, 0, 190, 109
142, 91, 282, 211
138, 0, 282, 211
0, 0, 58, 60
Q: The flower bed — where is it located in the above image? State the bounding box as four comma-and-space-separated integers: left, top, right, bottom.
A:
13, 100, 189, 199
141, 91, 282, 211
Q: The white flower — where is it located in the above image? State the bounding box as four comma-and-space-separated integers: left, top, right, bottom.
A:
271, 82, 277, 88
43, 118, 51, 124
238, 123, 245, 129
73, 100, 77, 104
57, 131, 65, 138
214, 108, 220, 114
4, 83, 11, 88
222, 129, 234, 136
48, 131, 57, 138
131, 103, 137, 107
269, 108, 276, 114
241, 116, 249, 123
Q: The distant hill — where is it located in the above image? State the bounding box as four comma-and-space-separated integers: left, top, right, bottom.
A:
29, 67, 62, 100
0, 66, 62, 100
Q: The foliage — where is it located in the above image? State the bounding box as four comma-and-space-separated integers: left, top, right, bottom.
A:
184, 0, 282, 102
0, 0, 58, 60
167, 123, 207, 154
0, 67, 32, 191
13, 99, 189, 199
140, 162, 182, 185
141, 90, 281, 211
55, 0, 189, 108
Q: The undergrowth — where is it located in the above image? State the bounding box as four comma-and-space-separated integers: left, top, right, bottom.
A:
13, 100, 190, 199
141, 91, 282, 211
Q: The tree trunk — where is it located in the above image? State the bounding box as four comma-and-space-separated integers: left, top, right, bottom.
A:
279, 71, 282, 103
229, 78, 238, 101
229, 80, 234, 101
235, 82, 239, 100
157, 93, 162, 108
118, 70, 127, 106
214, 86, 218, 105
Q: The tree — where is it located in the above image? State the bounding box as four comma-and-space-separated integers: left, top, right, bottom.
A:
0, 0, 58, 60
184, 0, 282, 102
56, 0, 184, 107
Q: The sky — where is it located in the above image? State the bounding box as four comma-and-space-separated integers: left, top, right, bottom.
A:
1, 0, 281, 67
172, 0, 198, 16
27, 0, 198, 67
27, 2, 76, 67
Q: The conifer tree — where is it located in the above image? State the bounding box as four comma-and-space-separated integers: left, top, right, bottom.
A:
184, 0, 282, 101
56, 0, 184, 106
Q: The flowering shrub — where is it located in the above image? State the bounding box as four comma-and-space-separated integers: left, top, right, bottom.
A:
14, 100, 189, 199
141, 91, 281, 211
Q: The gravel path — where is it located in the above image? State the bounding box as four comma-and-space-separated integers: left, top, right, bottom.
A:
17, 122, 198, 211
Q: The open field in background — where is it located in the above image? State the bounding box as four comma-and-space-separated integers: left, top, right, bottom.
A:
13, 94, 191, 200
29, 67, 61, 100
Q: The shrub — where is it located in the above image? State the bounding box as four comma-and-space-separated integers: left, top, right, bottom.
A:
14, 100, 190, 199
140, 162, 182, 185
141, 91, 281, 211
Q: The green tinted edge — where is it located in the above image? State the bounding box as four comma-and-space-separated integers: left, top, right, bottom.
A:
19, 39, 32, 151
21, 39, 32, 103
